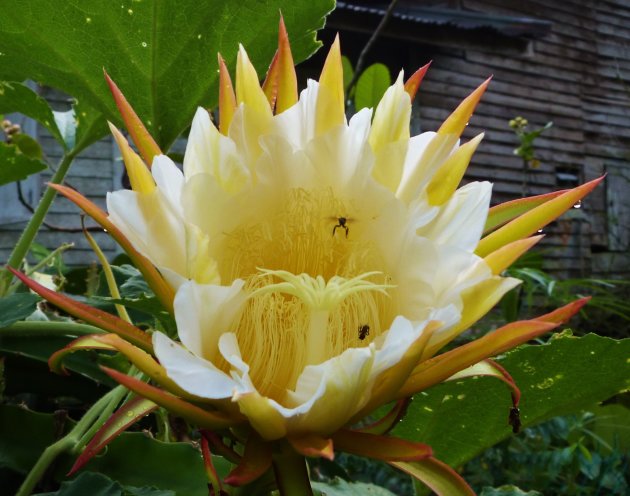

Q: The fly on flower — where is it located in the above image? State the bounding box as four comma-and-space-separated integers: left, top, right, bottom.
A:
15, 17, 601, 496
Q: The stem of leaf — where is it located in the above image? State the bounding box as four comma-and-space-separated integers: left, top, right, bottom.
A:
0, 321, 106, 337
15, 384, 124, 496
0, 151, 77, 297
272, 442, 313, 496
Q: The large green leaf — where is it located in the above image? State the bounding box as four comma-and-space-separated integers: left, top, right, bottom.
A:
0, 293, 41, 327
0, 141, 47, 185
393, 334, 630, 469
354, 63, 391, 111
312, 477, 397, 495
0, 81, 64, 144
0, 405, 229, 495
35, 471, 175, 496
0, 0, 335, 149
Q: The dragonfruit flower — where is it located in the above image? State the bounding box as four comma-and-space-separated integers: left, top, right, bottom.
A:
35, 18, 599, 495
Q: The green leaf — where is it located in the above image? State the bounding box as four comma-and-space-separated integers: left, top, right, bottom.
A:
0, 0, 335, 150
354, 63, 391, 111
341, 55, 354, 91
479, 486, 543, 496
0, 405, 229, 495
35, 471, 176, 496
10, 133, 43, 160
72, 99, 109, 154
393, 334, 630, 469
0, 81, 64, 144
312, 477, 397, 495
0, 141, 46, 185
36, 471, 124, 496
0, 293, 41, 327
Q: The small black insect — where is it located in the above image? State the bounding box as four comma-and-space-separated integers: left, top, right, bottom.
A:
332, 217, 349, 237
358, 324, 370, 340
508, 406, 521, 434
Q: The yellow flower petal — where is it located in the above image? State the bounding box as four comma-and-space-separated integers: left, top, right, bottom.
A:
109, 122, 156, 194
426, 133, 484, 206
316, 35, 345, 135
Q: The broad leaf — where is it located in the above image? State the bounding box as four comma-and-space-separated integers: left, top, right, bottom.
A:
0, 81, 64, 144
0, 141, 46, 186
354, 63, 391, 110
35, 471, 175, 496
0, 0, 335, 149
0, 293, 40, 327
393, 334, 630, 469
0, 405, 230, 496
312, 477, 397, 495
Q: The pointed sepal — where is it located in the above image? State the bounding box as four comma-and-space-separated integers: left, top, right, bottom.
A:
68, 396, 158, 475
104, 70, 161, 166
101, 366, 237, 430
354, 398, 412, 436
289, 435, 334, 460
476, 177, 604, 257
438, 77, 491, 138
400, 298, 590, 397
426, 133, 484, 206
236, 45, 273, 116
48, 183, 174, 311
316, 35, 345, 134
391, 458, 476, 496
9, 269, 152, 352
262, 16, 298, 114
483, 235, 543, 275
108, 122, 155, 194
404, 62, 431, 102
333, 430, 432, 462
218, 53, 237, 136
201, 435, 225, 495
223, 434, 272, 486
484, 189, 567, 234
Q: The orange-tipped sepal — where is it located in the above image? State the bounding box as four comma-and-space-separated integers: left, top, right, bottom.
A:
104, 70, 161, 166
404, 62, 431, 102
438, 77, 491, 137
476, 177, 604, 257
274, 16, 298, 113
218, 53, 237, 135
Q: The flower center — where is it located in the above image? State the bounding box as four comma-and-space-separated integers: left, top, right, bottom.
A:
215, 187, 397, 401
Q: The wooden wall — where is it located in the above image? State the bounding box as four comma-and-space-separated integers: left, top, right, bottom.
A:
0, 88, 122, 266
1, 0, 629, 280
410, 0, 630, 278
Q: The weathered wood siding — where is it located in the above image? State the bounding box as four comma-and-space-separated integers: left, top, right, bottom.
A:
0, 88, 123, 266
410, 0, 630, 278
2, 0, 629, 280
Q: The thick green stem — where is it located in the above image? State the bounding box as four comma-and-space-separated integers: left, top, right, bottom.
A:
14, 436, 75, 496
0, 152, 77, 296
0, 321, 106, 337
75, 384, 127, 450
272, 442, 313, 496
15, 385, 123, 496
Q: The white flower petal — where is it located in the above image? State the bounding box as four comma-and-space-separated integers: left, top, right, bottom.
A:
152, 155, 184, 212
418, 181, 492, 251
174, 279, 247, 359
184, 107, 249, 191
153, 332, 236, 399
